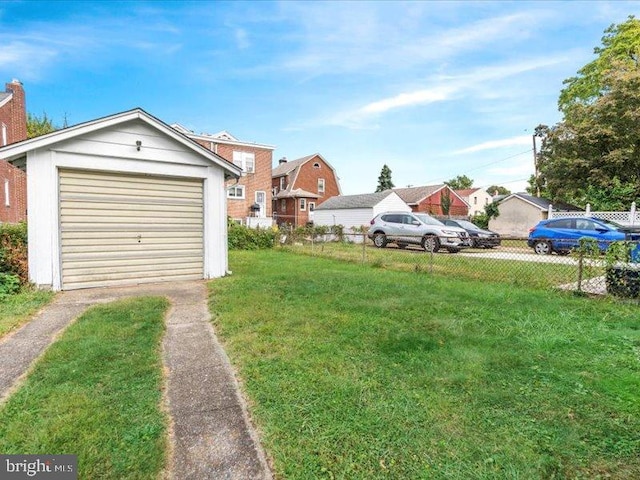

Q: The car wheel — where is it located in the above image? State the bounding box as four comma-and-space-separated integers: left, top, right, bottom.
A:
533, 240, 552, 255
556, 250, 571, 256
422, 235, 440, 253
373, 232, 387, 248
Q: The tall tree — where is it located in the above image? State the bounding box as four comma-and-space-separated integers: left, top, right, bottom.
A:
445, 174, 473, 190
375, 164, 394, 192
559, 16, 640, 115
536, 18, 640, 210
27, 112, 57, 138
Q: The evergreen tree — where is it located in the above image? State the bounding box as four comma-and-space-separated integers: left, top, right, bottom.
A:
375, 164, 395, 192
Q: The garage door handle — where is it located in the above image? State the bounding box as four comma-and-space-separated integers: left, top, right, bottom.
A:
137, 234, 142, 243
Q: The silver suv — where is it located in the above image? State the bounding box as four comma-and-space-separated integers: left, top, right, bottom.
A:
368, 211, 470, 253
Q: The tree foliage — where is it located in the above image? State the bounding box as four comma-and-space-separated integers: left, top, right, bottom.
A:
375, 164, 394, 192
486, 185, 510, 196
445, 174, 473, 190
536, 18, 640, 210
27, 112, 58, 139
559, 16, 640, 115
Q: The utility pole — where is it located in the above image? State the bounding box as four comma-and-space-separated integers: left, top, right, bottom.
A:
532, 134, 540, 197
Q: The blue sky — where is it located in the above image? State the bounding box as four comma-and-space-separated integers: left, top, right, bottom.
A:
1, 1, 639, 195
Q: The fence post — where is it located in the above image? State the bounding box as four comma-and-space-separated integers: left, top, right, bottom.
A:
362, 232, 366, 264
631, 202, 637, 226
548, 204, 553, 219
586, 203, 591, 217
577, 249, 584, 293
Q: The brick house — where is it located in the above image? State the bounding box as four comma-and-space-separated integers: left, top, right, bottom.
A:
272, 153, 342, 227
0, 79, 27, 223
172, 125, 275, 226
393, 184, 468, 216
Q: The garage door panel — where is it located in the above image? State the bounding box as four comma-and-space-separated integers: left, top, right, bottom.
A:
59, 169, 204, 290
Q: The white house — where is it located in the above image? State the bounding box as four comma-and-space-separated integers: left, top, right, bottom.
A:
313, 191, 411, 237
454, 188, 493, 216
0, 108, 241, 290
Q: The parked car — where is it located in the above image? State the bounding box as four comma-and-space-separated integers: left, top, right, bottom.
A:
527, 217, 640, 255
368, 211, 470, 253
442, 219, 501, 248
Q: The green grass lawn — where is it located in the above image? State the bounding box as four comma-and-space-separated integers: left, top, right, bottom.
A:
0, 297, 169, 480
0, 288, 55, 338
211, 250, 640, 479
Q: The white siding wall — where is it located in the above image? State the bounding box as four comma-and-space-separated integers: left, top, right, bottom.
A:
313, 208, 375, 231
27, 121, 230, 290
372, 193, 411, 215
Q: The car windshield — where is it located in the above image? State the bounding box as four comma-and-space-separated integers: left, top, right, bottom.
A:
415, 213, 444, 226
454, 220, 480, 230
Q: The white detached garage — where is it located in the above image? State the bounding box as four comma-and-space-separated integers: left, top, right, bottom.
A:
313, 191, 410, 232
0, 108, 241, 290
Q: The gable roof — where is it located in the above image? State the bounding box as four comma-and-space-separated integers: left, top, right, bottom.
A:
169, 123, 274, 151
500, 193, 580, 212
454, 188, 483, 197
273, 153, 342, 196
0, 108, 242, 178
0, 91, 11, 108
273, 187, 320, 200
393, 184, 467, 206
316, 191, 400, 210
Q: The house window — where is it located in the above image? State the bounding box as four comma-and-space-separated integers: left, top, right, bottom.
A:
474, 196, 477, 205
227, 185, 245, 199
280, 199, 286, 212
300, 198, 306, 211
279, 176, 286, 190
4, 179, 9, 207
232, 151, 255, 174
309, 202, 315, 211
318, 178, 325, 194
1, 123, 6, 146
313, 162, 321, 169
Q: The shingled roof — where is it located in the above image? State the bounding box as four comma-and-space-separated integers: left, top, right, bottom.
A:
316, 191, 399, 210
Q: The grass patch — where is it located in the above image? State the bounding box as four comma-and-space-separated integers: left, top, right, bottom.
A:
211, 250, 640, 479
283, 242, 598, 290
0, 288, 55, 338
0, 297, 169, 480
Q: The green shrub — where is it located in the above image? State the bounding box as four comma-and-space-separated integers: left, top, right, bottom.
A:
0, 272, 21, 299
0, 222, 28, 284
228, 223, 277, 250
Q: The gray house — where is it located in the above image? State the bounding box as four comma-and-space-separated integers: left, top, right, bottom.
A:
489, 193, 579, 237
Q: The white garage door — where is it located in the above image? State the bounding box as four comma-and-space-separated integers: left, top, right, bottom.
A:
59, 169, 204, 290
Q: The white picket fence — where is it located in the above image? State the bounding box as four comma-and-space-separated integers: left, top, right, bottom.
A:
549, 202, 638, 226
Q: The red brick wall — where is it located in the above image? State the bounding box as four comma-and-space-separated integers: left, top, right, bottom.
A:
0, 161, 27, 223
291, 155, 340, 206
0, 80, 27, 145
195, 140, 273, 221
413, 189, 469, 216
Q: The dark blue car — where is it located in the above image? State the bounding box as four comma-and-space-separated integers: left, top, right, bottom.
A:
528, 217, 640, 256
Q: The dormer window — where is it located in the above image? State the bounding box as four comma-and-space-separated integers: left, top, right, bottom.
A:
313, 162, 321, 169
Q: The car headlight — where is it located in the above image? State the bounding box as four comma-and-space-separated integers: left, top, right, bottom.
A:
477, 233, 490, 238
441, 230, 457, 236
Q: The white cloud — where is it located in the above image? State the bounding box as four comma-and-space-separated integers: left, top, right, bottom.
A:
360, 86, 454, 115
453, 135, 533, 154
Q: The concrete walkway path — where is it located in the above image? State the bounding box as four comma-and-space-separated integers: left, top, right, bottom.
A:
0, 281, 272, 480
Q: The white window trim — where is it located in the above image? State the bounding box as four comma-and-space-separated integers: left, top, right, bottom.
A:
4, 179, 9, 207
279, 176, 286, 190
318, 178, 325, 194
227, 185, 245, 199
1, 123, 6, 147
300, 198, 306, 211
232, 151, 255, 174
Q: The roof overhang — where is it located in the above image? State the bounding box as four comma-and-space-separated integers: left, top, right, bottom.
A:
0, 108, 242, 179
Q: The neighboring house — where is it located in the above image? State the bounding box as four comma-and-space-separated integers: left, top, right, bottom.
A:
313, 191, 410, 240
454, 188, 493, 216
489, 193, 579, 237
172, 124, 275, 227
272, 153, 342, 227
0, 79, 27, 223
0, 108, 241, 291
393, 184, 468, 216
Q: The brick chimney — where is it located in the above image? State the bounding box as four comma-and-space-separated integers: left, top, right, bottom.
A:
3, 79, 27, 143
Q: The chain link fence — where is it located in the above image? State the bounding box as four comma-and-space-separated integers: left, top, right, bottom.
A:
275, 228, 640, 300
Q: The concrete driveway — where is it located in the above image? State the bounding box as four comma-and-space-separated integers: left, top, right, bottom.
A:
0, 281, 272, 480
